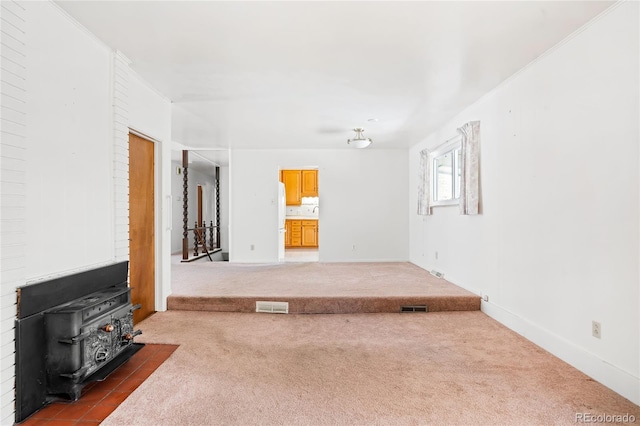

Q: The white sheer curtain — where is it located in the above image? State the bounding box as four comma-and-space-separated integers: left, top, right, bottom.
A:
417, 149, 431, 215
457, 121, 481, 215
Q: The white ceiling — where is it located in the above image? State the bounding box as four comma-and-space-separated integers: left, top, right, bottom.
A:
56, 1, 613, 151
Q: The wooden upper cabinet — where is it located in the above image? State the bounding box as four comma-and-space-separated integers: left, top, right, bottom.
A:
301, 170, 318, 197
280, 170, 302, 205
281, 169, 318, 205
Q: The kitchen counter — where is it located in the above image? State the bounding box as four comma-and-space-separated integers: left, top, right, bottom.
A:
285, 216, 318, 220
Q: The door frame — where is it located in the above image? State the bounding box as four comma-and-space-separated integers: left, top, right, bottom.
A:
278, 166, 320, 261
129, 128, 162, 313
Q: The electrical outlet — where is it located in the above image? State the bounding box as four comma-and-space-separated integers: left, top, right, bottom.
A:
352, 245, 356, 251
250, 244, 255, 251
592, 321, 601, 339
435, 251, 439, 260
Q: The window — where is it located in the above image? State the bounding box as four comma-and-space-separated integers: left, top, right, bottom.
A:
431, 137, 461, 206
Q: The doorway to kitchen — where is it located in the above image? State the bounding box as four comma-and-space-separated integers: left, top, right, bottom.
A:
279, 168, 319, 263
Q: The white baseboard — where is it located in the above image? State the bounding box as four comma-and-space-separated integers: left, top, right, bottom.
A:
482, 301, 640, 406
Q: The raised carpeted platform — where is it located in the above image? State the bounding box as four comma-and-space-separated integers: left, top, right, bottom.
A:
169, 259, 480, 314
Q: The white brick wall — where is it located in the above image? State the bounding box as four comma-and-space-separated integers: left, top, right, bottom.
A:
113, 51, 130, 262
0, 1, 27, 424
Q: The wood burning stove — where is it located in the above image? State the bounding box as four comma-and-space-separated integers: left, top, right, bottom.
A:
15, 261, 144, 423
44, 286, 142, 399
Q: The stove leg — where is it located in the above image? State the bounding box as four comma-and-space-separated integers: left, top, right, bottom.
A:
68, 386, 82, 401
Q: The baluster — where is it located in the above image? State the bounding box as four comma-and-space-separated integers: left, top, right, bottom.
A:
209, 221, 214, 250
193, 221, 199, 256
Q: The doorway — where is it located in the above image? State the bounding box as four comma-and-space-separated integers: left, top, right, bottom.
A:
128, 133, 156, 323
279, 168, 320, 263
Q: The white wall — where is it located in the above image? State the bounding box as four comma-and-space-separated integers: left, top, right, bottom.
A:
25, 1, 113, 279
23, 4, 172, 285
230, 149, 408, 263
409, 2, 639, 404
0, 1, 173, 422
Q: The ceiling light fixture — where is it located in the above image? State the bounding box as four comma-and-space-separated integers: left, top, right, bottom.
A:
347, 128, 372, 149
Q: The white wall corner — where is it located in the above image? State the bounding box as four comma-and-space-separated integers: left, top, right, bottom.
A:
482, 302, 640, 406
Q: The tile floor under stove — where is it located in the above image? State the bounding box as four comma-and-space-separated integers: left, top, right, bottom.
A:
20, 344, 177, 425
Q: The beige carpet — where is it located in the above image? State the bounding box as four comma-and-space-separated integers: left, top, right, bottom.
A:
168, 260, 480, 313
101, 310, 640, 425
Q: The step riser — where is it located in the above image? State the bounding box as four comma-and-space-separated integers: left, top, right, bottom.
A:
167, 296, 480, 314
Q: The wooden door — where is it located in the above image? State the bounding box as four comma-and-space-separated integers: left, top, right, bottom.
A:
129, 133, 155, 324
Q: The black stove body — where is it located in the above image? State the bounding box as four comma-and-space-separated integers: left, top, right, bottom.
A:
15, 261, 143, 423
44, 286, 142, 399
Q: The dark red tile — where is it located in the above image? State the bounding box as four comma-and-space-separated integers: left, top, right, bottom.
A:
30, 403, 65, 419
137, 346, 153, 355
115, 377, 144, 393
101, 391, 130, 406
124, 359, 146, 370
88, 377, 123, 393
54, 403, 93, 421
149, 351, 171, 361
77, 389, 109, 405
80, 405, 115, 422
104, 369, 132, 383
142, 358, 166, 369
42, 420, 77, 426
18, 417, 49, 425
131, 368, 154, 381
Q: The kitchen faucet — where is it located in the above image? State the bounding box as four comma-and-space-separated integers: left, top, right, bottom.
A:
312, 206, 319, 213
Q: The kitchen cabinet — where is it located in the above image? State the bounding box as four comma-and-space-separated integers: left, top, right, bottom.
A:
285, 219, 317, 248
301, 220, 318, 247
301, 170, 318, 197
286, 220, 302, 247
284, 220, 292, 247
280, 169, 318, 204
280, 170, 302, 205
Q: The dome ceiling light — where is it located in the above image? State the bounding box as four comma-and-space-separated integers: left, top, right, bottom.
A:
347, 128, 372, 149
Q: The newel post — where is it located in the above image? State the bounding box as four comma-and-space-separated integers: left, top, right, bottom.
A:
182, 150, 189, 260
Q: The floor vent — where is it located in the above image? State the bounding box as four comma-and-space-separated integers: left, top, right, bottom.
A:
400, 305, 428, 313
430, 270, 444, 279
256, 301, 289, 314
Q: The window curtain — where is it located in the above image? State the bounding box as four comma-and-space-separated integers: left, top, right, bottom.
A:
457, 120, 480, 215
417, 148, 431, 215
